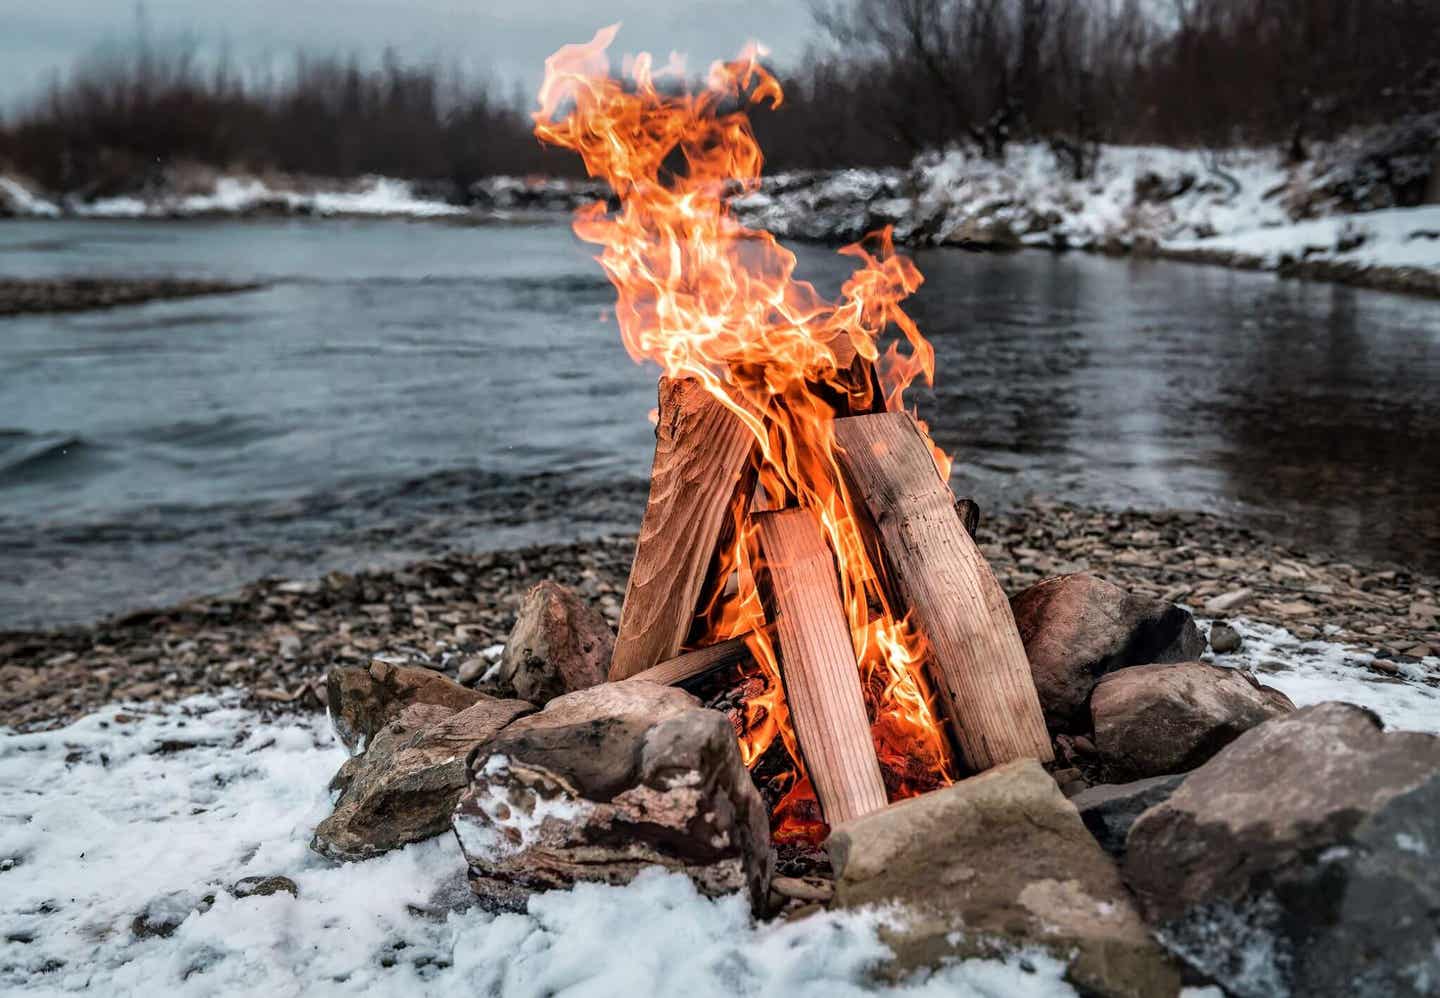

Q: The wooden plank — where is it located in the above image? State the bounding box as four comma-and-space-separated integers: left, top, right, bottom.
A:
833, 412, 1053, 770
626, 631, 757, 687
609, 378, 757, 681
756, 508, 889, 825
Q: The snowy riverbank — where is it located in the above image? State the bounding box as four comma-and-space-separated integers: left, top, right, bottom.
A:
3, 606, 1435, 995
0, 173, 604, 222
3, 132, 1438, 295
733, 140, 1440, 296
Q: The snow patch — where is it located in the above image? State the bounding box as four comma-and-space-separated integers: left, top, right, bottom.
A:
58, 176, 466, 219
0, 177, 62, 217
0, 698, 1080, 995
1200, 617, 1440, 734
1167, 205, 1440, 273
455, 754, 593, 859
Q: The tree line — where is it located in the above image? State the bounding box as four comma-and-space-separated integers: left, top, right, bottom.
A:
2, 0, 1436, 197
754, 0, 1440, 175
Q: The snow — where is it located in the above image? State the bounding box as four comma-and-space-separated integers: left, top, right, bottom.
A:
306, 178, 467, 218
54, 176, 467, 220
731, 141, 1440, 285
2, 618, 1434, 994
734, 144, 1302, 251
1168, 205, 1440, 272
0, 695, 1080, 996
453, 753, 593, 859
1200, 617, 1440, 734
0, 177, 61, 217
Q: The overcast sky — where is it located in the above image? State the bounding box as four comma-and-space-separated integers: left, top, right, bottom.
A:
0, 1, 821, 103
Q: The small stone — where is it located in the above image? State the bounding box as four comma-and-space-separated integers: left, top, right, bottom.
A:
492, 581, 612, 704
1208, 622, 1242, 654
770, 876, 833, 903
1269, 599, 1313, 617
456, 656, 492, 687
230, 875, 299, 899
325, 660, 489, 754
1203, 589, 1252, 614
130, 892, 208, 939
1071, 774, 1185, 858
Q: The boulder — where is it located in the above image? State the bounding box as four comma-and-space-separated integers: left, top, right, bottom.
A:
827, 759, 1181, 998
1071, 774, 1185, 858
1126, 702, 1440, 997
313, 698, 534, 861
1091, 662, 1294, 781
453, 680, 773, 913
1011, 573, 1204, 730
490, 581, 613, 704
326, 659, 488, 753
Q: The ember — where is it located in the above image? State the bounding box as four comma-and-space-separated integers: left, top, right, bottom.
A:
535, 26, 1049, 842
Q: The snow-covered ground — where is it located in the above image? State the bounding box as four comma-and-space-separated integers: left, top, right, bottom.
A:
734, 145, 1302, 251
3, 138, 1437, 292
732, 142, 1440, 289
3, 621, 1434, 995
1201, 617, 1440, 732
1167, 205, 1440, 273
0, 696, 1075, 997
0, 173, 601, 221
39, 176, 467, 220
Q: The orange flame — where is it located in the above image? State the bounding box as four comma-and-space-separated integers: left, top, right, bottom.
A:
537, 26, 956, 840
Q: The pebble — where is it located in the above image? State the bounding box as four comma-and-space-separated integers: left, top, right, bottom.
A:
1204, 589, 1253, 614
1208, 622, 1243, 654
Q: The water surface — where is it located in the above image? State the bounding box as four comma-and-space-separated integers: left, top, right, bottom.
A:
2, 218, 1437, 627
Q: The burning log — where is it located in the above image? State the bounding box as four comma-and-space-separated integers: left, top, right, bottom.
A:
755, 508, 888, 825
609, 377, 756, 681
833, 412, 1053, 770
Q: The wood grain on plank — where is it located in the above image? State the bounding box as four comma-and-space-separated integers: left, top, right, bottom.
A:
833, 411, 1053, 769
609, 378, 756, 680
756, 508, 889, 825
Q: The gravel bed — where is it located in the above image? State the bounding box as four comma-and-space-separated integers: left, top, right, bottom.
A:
3, 502, 1437, 731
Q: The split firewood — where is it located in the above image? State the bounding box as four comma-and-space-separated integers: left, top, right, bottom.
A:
609, 378, 757, 681
626, 629, 761, 687
755, 507, 889, 825
833, 411, 1053, 770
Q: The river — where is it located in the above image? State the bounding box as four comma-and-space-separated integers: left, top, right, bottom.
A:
2, 217, 1437, 627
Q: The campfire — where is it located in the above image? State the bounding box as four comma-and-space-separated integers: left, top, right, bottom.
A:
534, 26, 1051, 842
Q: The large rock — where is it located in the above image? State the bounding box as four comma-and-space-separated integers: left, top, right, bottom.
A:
1071, 774, 1185, 859
1011, 573, 1204, 730
326, 659, 488, 753
453, 680, 773, 913
1091, 662, 1294, 782
313, 698, 533, 860
490, 581, 613, 704
1125, 702, 1440, 997
827, 759, 1181, 998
